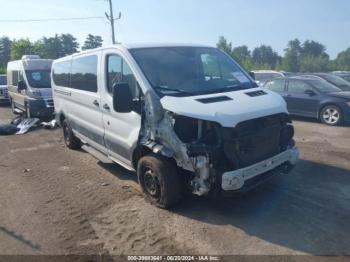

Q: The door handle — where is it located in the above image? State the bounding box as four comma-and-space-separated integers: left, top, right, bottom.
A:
103, 104, 110, 110
93, 100, 99, 107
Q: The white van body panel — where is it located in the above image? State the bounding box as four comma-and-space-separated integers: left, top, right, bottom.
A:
160, 88, 288, 127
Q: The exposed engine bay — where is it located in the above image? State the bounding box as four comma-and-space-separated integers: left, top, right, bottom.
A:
140, 91, 296, 196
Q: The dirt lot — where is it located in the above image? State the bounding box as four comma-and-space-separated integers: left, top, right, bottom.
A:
0, 104, 350, 256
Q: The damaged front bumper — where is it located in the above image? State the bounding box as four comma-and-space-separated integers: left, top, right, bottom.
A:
221, 147, 299, 191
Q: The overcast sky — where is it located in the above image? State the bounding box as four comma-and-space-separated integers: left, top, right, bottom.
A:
0, 0, 349, 58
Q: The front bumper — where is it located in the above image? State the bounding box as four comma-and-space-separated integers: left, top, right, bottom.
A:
28, 98, 55, 117
221, 148, 299, 191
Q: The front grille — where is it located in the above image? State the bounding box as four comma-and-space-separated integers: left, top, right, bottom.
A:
222, 114, 288, 168
4, 89, 8, 98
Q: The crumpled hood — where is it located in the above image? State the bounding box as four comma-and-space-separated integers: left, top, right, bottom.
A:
160, 88, 288, 127
328, 91, 350, 100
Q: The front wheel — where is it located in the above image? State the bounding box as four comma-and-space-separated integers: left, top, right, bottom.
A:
137, 154, 181, 209
320, 105, 342, 126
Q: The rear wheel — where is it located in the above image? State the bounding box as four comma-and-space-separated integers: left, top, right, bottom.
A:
320, 105, 342, 126
137, 154, 181, 209
62, 119, 81, 150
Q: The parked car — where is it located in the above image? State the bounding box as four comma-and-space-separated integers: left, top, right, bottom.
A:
265, 77, 350, 126
52, 44, 298, 208
302, 73, 350, 92
0, 74, 9, 104
7, 55, 54, 118
253, 70, 294, 86
332, 71, 350, 82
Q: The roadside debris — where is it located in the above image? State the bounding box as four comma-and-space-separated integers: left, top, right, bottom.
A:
0, 115, 57, 136
41, 119, 57, 129
23, 168, 31, 173
0, 123, 19, 135
101, 182, 110, 187
16, 118, 40, 135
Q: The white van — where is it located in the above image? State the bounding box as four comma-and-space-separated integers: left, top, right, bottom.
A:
52, 44, 298, 208
7, 55, 54, 118
0, 74, 8, 103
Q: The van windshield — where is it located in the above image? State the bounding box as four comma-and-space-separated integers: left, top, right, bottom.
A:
130, 47, 257, 97
25, 69, 51, 89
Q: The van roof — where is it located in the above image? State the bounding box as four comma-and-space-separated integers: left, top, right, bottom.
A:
53, 43, 214, 63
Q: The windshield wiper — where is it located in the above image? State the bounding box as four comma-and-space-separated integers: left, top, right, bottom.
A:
153, 86, 194, 95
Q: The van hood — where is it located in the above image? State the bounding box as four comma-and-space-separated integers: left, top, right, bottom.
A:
160, 88, 288, 127
328, 91, 350, 100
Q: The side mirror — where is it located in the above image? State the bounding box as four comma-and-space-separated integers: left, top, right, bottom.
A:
304, 89, 316, 96
18, 80, 26, 91
113, 83, 133, 113
248, 71, 255, 80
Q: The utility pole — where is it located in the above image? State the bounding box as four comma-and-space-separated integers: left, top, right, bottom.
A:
105, 0, 121, 44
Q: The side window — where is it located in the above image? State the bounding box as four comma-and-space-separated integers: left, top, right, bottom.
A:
71, 55, 98, 92
288, 80, 311, 94
53, 61, 71, 87
107, 55, 122, 93
266, 79, 285, 92
106, 54, 139, 98
122, 60, 139, 98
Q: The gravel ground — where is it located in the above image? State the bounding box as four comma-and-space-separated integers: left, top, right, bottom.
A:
0, 104, 350, 256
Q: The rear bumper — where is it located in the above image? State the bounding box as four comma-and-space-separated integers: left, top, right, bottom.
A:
221, 147, 299, 191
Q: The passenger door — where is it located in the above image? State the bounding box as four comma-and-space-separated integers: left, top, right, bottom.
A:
67, 54, 106, 152
285, 80, 319, 117
100, 51, 142, 167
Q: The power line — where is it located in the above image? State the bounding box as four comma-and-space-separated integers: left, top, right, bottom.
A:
0, 17, 105, 23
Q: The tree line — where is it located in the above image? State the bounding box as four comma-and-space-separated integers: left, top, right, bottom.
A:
0, 34, 103, 73
1, 34, 350, 74
217, 36, 350, 73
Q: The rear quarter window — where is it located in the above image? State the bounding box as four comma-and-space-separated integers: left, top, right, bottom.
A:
53, 61, 71, 87
71, 55, 98, 92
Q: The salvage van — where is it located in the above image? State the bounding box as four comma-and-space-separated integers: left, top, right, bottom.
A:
52, 44, 299, 208
7, 55, 54, 118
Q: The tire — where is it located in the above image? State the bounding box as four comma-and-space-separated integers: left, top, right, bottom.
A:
137, 154, 181, 209
320, 105, 342, 126
62, 119, 81, 150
